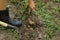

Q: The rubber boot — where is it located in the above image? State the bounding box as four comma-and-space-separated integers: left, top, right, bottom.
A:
0, 8, 22, 27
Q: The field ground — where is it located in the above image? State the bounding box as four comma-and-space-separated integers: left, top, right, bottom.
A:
0, 0, 60, 40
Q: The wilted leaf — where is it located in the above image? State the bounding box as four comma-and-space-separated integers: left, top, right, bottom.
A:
28, 19, 35, 25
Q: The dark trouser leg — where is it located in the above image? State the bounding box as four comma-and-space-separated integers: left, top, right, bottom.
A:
0, 8, 22, 27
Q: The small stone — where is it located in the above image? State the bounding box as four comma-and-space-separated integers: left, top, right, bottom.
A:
38, 34, 42, 38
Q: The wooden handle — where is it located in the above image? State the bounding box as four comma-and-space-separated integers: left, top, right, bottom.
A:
0, 21, 17, 29
0, 0, 7, 10
0, 21, 8, 27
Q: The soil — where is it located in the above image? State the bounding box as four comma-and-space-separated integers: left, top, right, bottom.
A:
0, 0, 60, 40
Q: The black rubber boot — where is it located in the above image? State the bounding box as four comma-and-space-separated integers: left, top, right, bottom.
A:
0, 8, 22, 27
